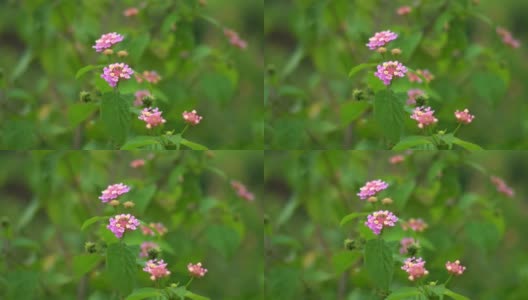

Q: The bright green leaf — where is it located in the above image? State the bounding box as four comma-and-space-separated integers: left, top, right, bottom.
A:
126, 288, 163, 300
75, 65, 103, 79
364, 239, 393, 291
340, 212, 369, 226
392, 136, 434, 150
121, 136, 161, 150
180, 138, 208, 150
348, 63, 377, 78
386, 287, 424, 300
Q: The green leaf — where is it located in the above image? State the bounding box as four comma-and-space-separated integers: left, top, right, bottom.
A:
281, 47, 305, 79
120, 136, 161, 150
451, 137, 483, 151
130, 184, 157, 214
471, 72, 506, 105
205, 225, 241, 258
127, 33, 151, 63
180, 138, 208, 150
332, 251, 360, 274
392, 180, 416, 209
386, 287, 424, 300
392, 136, 434, 150
348, 63, 376, 78
443, 288, 470, 300
126, 288, 163, 300
73, 255, 103, 278
340, 212, 369, 226
106, 242, 137, 294
17, 198, 39, 230
6, 271, 39, 300
374, 90, 405, 142
185, 291, 210, 300
68, 103, 99, 127
101, 92, 131, 145
11, 49, 33, 81
1, 120, 37, 149
75, 65, 103, 79
364, 239, 393, 291
81, 216, 108, 231
340, 101, 370, 125
465, 221, 500, 251
268, 267, 301, 300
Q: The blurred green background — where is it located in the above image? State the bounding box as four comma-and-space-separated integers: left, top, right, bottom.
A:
265, 151, 528, 299
0, 151, 263, 299
0, 0, 263, 149
265, 0, 528, 149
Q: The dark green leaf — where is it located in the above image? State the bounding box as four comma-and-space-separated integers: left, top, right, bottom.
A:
206, 225, 241, 258
68, 103, 99, 127
392, 180, 415, 209
120, 136, 161, 150
101, 92, 131, 145
198, 73, 235, 103
340, 101, 370, 125
180, 138, 208, 150
75, 65, 103, 79
471, 72, 506, 105
81, 216, 108, 231
348, 63, 377, 78
364, 239, 393, 291
340, 212, 369, 226
1, 120, 37, 149
392, 136, 434, 150
374, 90, 405, 142
106, 242, 137, 294
73, 255, 103, 279
451, 137, 483, 151
11, 49, 33, 81
130, 184, 157, 214
332, 251, 360, 274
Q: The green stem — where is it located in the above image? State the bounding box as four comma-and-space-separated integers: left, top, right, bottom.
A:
185, 277, 194, 288
452, 123, 462, 136
180, 124, 190, 136
444, 274, 453, 287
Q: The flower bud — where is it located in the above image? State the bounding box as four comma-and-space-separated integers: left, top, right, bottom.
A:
142, 96, 154, 108
352, 89, 365, 101
109, 200, 120, 207
85, 242, 97, 253
267, 64, 276, 76
367, 196, 378, 203
381, 197, 393, 205
415, 94, 428, 106
1, 216, 10, 228
344, 239, 356, 250
263, 214, 269, 225
170, 283, 178, 288
376, 47, 387, 54
147, 248, 161, 260
407, 244, 420, 256
117, 50, 128, 57
103, 49, 114, 56
391, 48, 402, 55
123, 201, 135, 208
80, 91, 91, 103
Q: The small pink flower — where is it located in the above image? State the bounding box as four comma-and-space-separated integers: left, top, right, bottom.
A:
397, 6, 412, 15
224, 29, 247, 49
411, 106, 438, 128
130, 159, 145, 168
140, 242, 160, 258
399, 237, 417, 254
407, 89, 425, 105
123, 7, 139, 17
107, 214, 140, 238
136, 71, 162, 84
357, 179, 389, 200
408, 69, 434, 83
490, 176, 514, 197
402, 257, 429, 281
496, 27, 520, 48
389, 155, 405, 165
101, 63, 134, 87
374, 61, 408, 85
134, 90, 151, 106
445, 260, 466, 276
366, 30, 398, 50
401, 218, 428, 232
143, 259, 171, 280
454, 109, 475, 124
141, 225, 155, 236
93, 32, 124, 52
365, 210, 398, 235
141, 222, 168, 236
188, 262, 208, 278
138, 107, 167, 129
182, 110, 203, 126
99, 183, 131, 202
231, 180, 255, 202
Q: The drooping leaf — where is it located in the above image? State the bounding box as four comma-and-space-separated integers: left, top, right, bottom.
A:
386, 287, 424, 300
106, 242, 137, 294
120, 136, 161, 150
364, 239, 393, 291
125, 288, 163, 300
180, 138, 208, 150
392, 136, 434, 150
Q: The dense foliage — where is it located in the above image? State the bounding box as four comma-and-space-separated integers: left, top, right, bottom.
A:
265, 0, 528, 149
265, 151, 527, 299
0, 151, 263, 299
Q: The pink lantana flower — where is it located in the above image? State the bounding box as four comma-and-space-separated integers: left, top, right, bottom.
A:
490, 176, 515, 197
399, 237, 417, 255
188, 262, 208, 278
389, 155, 405, 165
136, 71, 162, 84
141, 222, 168, 236
93, 32, 124, 52
99, 183, 131, 203
224, 29, 247, 49
182, 110, 203, 126
402, 257, 429, 281
407, 89, 425, 105
401, 218, 428, 232
366, 30, 398, 50
101, 63, 134, 87
138, 107, 167, 129
397, 6, 412, 15
123, 7, 139, 17
231, 180, 255, 202
140, 242, 160, 258
496, 27, 520, 48
130, 159, 146, 168
143, 259, 171, 280
446, 260, 466, 276
454, 109, 475, 124
134, 90, 151, 106
365, 210, 398, 235
374, 61, 407, 85
107, 214, 140, 238
357, 179, 389, 200
410, 106, 438, 128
